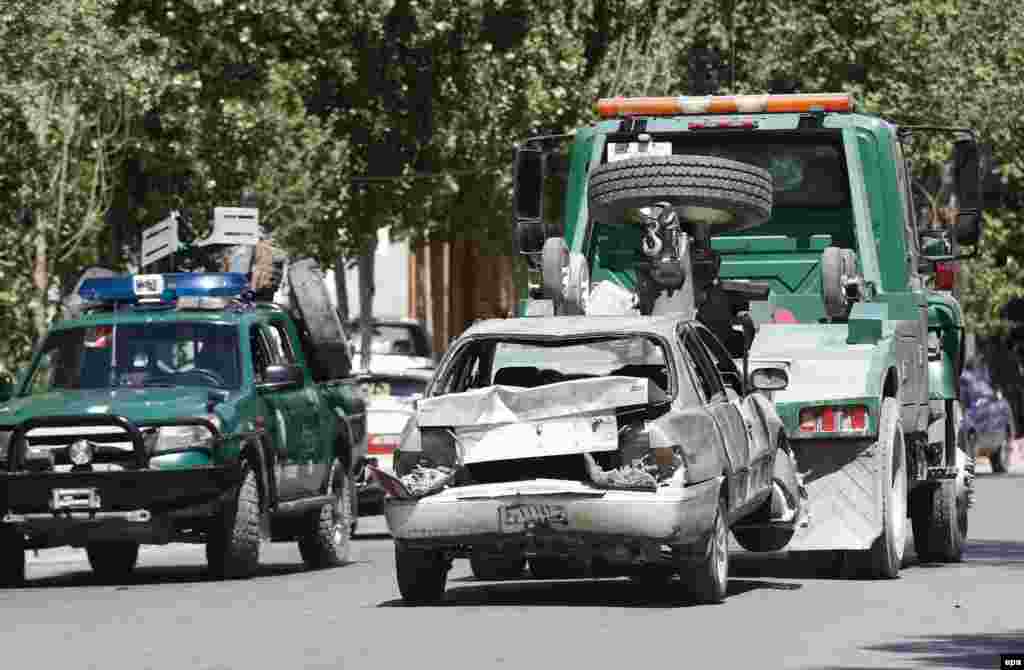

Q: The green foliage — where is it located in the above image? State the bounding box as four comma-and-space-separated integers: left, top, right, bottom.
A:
2, 0, 1024, 372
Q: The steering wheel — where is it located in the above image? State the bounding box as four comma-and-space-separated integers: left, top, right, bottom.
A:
178, 368, 226, 387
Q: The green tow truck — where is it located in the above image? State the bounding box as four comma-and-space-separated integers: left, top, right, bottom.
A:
512, 92, 983, 578
0, 261, 366, 584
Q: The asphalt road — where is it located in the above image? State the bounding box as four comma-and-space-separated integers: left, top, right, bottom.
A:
3, 464, 1023, 670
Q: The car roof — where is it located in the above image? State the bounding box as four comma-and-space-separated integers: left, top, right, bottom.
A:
458, 314, 689, 340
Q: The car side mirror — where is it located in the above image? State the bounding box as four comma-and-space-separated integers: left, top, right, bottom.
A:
952, 137, 983, 246
750, 366, 789, 392
256, 364, 304, 393
513, 146, 549, 255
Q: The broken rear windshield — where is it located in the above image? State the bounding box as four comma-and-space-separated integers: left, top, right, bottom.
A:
438, 335, 671, 396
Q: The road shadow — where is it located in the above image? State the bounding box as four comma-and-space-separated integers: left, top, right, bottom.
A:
378, 576, 800, 608
15, 559, 363, 591
807, 630, 1024, 669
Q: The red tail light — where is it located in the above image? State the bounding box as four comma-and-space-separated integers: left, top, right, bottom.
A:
798, 405, 870, 434
368, 434, 400, 455
934, 262, 958, 291
821, 407, 835, 432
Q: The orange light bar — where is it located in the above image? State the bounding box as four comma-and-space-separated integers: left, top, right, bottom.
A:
596, 93, 855, 118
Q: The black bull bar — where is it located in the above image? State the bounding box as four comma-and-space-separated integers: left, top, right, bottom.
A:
5, 414, 223, 471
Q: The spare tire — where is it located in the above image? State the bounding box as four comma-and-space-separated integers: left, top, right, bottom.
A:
821, 246, 856, 320
288, 259, 351, 380
588, 155, 773, 233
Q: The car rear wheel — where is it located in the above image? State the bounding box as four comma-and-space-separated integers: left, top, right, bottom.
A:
86, 541, 140, 580
206, 464, 262, 579
395, 544, 448, 604
298, 461, 353, 569
681, 497, 729, 604
470, 550, 526, 581
0, 528, 25, 587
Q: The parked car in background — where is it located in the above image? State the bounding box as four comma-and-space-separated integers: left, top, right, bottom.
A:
355, 368, 433, 514
345, 317, 434, 374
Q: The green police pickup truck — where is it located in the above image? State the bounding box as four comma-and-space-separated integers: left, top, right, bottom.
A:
0, 262, 366, 584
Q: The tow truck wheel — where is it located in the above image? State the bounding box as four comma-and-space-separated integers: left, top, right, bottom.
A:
86, 541, 139, 580
846, 397, 906, 579
298, 460, 353, 569
206, 464, 262, 579
681, 497, 729, 604
395, 544, 448, 604
911, 398, 967, 563
470, 550, 526, 581
0, 528, 25, 587
911, 480, 964, 563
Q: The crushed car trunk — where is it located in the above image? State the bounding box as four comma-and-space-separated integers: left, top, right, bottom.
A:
400, 375, 676, 491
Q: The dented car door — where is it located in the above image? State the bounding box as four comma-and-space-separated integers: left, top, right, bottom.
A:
679, 326, 754, 512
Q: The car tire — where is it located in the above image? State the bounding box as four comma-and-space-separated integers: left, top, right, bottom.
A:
845, 397, 907, 579
86, 541, 140, 580
911, 479, 964, 563
732, 445, 802, 553
470, 550, 526, 581
541, 237, 569, 306
0, 528, 25, 587
528, 555, 587, 580
206, 465, 262, 579
395, 544, 448, 604
681, 497, 729, 604
587, 155, 773, 233
298, 461, 353, 569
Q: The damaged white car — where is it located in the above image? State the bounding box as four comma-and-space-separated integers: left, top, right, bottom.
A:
370, 315, 807, 604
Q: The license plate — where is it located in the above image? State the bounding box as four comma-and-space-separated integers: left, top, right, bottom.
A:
133, 273, 165, 297
606, 141, 672, 163
50, 488, 102, 511
500, 503, 568, 532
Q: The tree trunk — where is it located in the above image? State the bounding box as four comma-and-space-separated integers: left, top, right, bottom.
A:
358, 237, 378, 371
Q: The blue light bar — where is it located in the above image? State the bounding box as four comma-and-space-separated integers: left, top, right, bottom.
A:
78, 273, 249, 304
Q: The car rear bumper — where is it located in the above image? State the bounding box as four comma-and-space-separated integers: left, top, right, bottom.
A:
383, 477, 722, 548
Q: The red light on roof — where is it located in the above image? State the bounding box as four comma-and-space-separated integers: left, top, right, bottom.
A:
596, 93, 855, 118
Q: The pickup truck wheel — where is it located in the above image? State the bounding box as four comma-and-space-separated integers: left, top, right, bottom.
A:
528, 556, 587, 579
0, 528, 25, 587
86, 541, 139, 580
911, 479, 964, 563
990, 425, 1009, 474
588, 155, 772, 233
681, 497, 729, 604
298, 462, 353, 569
470, 550, 526, 581
395, 544, 448, 604
206, 465, 262, 579
846, 397, 906, 579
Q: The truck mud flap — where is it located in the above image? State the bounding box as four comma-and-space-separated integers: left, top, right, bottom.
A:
785, 438, 883, 551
